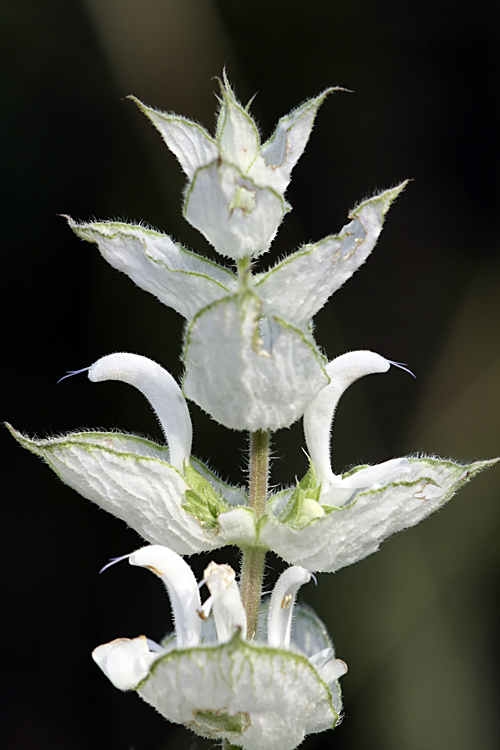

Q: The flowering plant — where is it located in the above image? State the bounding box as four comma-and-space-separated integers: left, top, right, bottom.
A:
9, 73, 497, 749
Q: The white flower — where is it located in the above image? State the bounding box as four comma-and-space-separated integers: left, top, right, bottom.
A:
8, 352, 256, 554
260, 350, 498, 571
93, 545, 347, 750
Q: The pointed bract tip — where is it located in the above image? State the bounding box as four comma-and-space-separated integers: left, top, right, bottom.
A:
380, 180, 410, 211
321, 85, 352, 97
126, 94, 146, 110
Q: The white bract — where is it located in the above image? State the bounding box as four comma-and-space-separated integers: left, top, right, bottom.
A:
93, 545, 346, 750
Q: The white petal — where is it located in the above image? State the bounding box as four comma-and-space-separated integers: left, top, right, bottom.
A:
66, 219, 237, 321
260, 457, 498, 572
254, 88, 337, 192
184, 161, 285, 260
92, 636, 158, 691
130, 96, 218, 179
9, 429, 235, 555
89, 353, 191, 471
289, 603, 345, 715
203, 562, 247, 642
137, 636, 339, 750
217, 76, 261, 173
310, 649, 348, 683
303, 351, 391, 486
267, 566, 311, 649
339, 457, 411, 490
129, 545, 202, 648
318, 457, 411, 507
183, 293, 329, 431
254, 184, 407, 326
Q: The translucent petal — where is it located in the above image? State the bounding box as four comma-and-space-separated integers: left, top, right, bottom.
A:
184, 161, 285, 260
130, 96, 218, 179
310, 650, 348, 684
260, 457, 498, 572
67, 219, 237, 321
183, 293, 329, 431
254, 183, 407, 326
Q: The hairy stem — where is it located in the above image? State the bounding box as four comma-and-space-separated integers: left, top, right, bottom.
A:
240, 429, 270, 640
248, 429, 270, 518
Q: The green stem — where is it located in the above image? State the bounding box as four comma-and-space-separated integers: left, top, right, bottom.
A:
248, 429, 270, 518
240, 429, 270, 640
236, 255, 252, 282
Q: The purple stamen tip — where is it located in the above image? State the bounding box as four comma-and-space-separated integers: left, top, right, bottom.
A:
57, 366, 90, 384
99, 554, 131, 575
388, 360, 416, 378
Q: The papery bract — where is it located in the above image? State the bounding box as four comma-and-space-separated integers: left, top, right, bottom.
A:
93, 546, 346, 750
130, 73, 339, 262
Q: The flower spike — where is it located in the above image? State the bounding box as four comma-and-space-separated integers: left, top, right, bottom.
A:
9, 72, 499, 750
89, 352, 192, 471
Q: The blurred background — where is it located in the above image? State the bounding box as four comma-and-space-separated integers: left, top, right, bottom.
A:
3, 0, 500, 748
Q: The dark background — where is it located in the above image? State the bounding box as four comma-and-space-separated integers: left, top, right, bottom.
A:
3, 1, 500, 748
